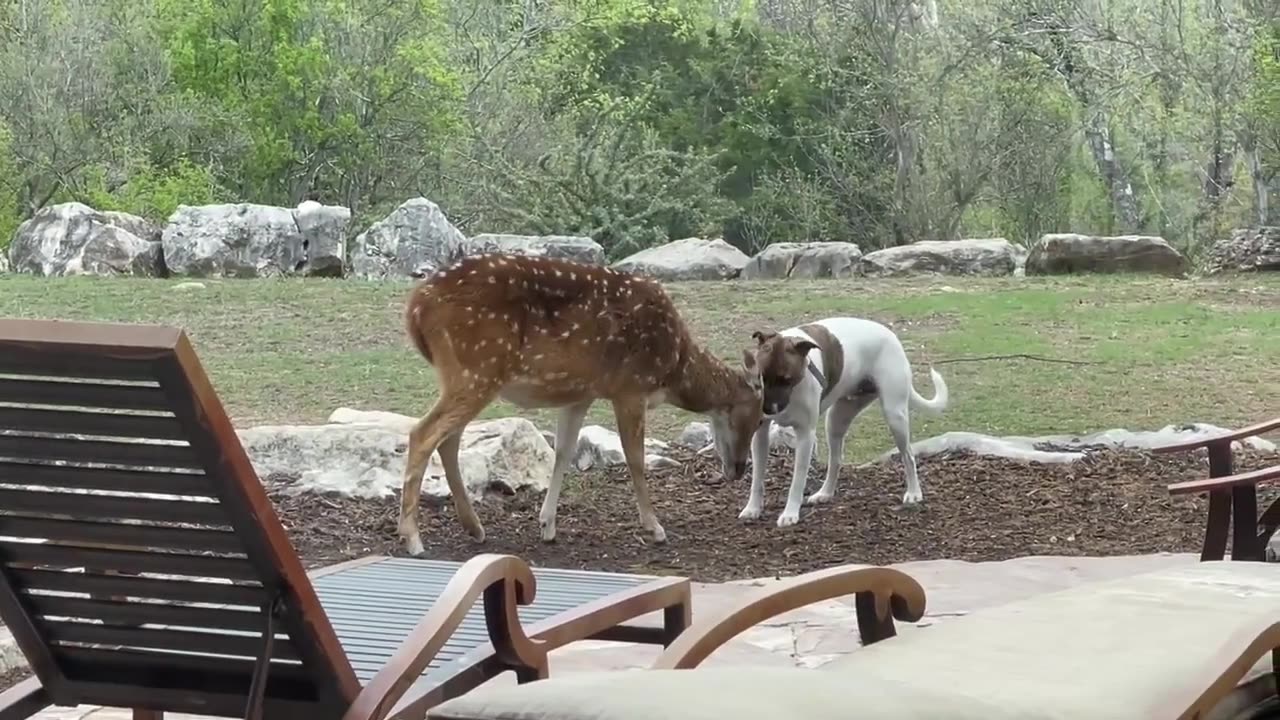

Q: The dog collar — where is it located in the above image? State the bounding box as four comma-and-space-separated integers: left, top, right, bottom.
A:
807, 360, 826, 389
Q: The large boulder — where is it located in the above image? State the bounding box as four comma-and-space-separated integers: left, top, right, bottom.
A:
1026, 233, 1188, 276
464, 233, 605, 265
741, 242, 863, 280
572, 425, 677, 471
1202, 227, 1280, 275
858, 238, 1026, 277
7, 202, 164, 277
239, 408, 553, 500
162, 201, 349, 278
611, 237, 749, 281
349, 197, 466, 280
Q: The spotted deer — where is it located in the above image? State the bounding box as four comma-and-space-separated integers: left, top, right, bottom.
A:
398, 252, 765, 554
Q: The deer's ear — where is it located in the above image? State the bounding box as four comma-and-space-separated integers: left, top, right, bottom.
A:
741, 348, 757, 371
751, 330, 777, 345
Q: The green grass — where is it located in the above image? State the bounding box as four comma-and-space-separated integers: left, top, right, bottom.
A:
2, 272, 1277, 463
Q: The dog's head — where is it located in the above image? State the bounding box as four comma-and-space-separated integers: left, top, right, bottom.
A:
751, 329, 817, 415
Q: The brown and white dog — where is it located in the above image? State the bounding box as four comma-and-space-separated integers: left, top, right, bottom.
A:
742, 317, 948, 527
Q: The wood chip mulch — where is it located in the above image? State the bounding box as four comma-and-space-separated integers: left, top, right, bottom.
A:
267, 445, 1280, 582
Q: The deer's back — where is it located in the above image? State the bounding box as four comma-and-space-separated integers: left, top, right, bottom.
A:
411, 253, 691, 404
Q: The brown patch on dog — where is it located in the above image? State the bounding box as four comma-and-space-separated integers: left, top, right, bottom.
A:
798, 323, 844, 401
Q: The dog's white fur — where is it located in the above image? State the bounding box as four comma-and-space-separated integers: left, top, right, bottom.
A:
740, 317, 948, 527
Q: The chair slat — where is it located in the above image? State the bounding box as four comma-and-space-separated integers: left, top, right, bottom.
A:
0, 378, 171, 412
0, 542, 260, 581
0, 462, 213, 497
0, 516, 244, 554
0, 436, 202, 470
10, 569, 266, 607
32, 595, 277, 634
0, 348, 161, 382
0, 489, 228, 526
46, 621, 302, 662
0, 407, 187, 441
55, 648, 324, 718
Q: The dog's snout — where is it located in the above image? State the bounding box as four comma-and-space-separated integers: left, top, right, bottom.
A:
764, 401, 785, 415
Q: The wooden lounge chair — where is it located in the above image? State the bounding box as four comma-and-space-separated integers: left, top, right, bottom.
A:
1151, 418, 1280, 562
427, 561, 1280, 720
0, 317, 692, 720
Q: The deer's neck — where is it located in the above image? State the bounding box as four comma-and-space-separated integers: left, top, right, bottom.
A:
668, 342, 738, 414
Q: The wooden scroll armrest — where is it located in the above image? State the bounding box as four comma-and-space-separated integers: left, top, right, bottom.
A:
1151, 417, 1280, 456
651, 565, 926, 671
342, 554, 549, 720
1168, 464, 1280, 496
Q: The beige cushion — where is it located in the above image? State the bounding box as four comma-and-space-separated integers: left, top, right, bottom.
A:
817, 560, 1280, 717
429, 561, 1280, 720
428, 667, 1017, 720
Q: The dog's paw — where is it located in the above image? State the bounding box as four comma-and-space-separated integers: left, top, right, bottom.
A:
650, 524, 668, 543
805, 490, 835, 505
776, 509, 800, 528
901, 489, 924, 505
738, 503, 763, 521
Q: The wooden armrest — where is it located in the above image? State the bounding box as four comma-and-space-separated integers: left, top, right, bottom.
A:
1168, 464, 1280, 495
1151, 417, 1280, 455
342, 554, 549, 720
650, 565, 926, 670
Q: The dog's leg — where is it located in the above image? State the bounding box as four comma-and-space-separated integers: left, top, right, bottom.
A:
777, 425, 817, 527
807, 394, 876, 505
882, 396, 922, 505
540, 400, 592, 542
738, 417, 772, 520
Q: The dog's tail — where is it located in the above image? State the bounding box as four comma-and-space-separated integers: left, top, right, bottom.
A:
908, 367, 949, 415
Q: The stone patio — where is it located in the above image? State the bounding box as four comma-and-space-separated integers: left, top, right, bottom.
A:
18, 552, 1202, 719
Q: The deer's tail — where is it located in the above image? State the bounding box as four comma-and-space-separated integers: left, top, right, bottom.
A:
404, 287, 436, 365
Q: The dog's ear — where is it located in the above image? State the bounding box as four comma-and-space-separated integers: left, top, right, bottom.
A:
741, 348, 758, 371
751, 329, 777, 345
791, 339, 819, 357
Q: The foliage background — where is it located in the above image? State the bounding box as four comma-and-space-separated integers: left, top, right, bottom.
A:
1, 0, 1277, 260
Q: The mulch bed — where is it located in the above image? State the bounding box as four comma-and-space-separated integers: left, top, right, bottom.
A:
268, 445, 1280, 582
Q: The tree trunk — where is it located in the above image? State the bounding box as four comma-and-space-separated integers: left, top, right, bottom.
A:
1243, 137, 1277, 225
1082, 109, 1141, 232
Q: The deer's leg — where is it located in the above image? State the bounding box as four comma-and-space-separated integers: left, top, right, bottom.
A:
612, 396, 667, 543
399, 389, 495, 554
540, 400, 592, 543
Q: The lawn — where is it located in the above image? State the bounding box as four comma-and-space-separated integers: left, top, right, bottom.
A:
1, 271, 1277, 463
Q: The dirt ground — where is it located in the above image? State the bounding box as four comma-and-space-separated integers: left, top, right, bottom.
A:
270, 445, 1279, 581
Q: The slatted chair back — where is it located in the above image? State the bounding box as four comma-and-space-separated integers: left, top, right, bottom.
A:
0, 318, 359, 718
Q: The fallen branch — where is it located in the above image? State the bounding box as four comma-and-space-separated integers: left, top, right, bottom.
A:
931, 354, 1101, 366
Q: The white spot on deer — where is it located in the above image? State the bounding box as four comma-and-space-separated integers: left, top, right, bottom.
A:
487, 312, 496, 319
462, 369, 472, 378
554, 269, 563, 277
478, 339, 488, 349
470, 270, 478, 276
569, 272, 577, 280
488, 275, 496, 284
632, 304, 643, 312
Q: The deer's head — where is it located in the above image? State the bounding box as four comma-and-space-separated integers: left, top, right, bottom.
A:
707, 349, 765, 482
